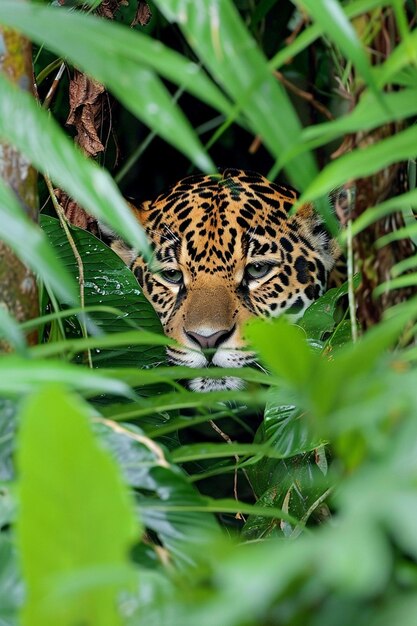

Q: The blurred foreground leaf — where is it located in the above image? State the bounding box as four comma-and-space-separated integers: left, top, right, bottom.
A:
0, 179, 76, 304
16, 386, 138, 626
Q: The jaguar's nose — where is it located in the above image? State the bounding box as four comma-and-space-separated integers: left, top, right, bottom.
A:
184, 325, 236, 350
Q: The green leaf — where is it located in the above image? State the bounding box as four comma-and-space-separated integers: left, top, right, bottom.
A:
0, 535, 22, 626
299, 282, 351, 341
243, 453, 330, 539
0, 306, 27, 356
171, 442, 286, 464
41, 216, 165, 369
246, 316, 315, 386
0, 3, 219, 172
16, 386, 138, 626
154, 0, 317, 190
377, 27, 417, 87
300, 125, 417, 204
0, 179, 76, 304
270, 0, 388, 70
311, 311, 414, 419
0, 74, 148, 252
92, 420, 221, 568
31, 330, 170, 359
299, 0, 379, 94
263, 399, 320, 457
300, 89, 417, 150
0, 357, 131, 397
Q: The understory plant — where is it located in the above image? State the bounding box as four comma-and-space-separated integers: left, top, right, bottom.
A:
1, 1, 417, 624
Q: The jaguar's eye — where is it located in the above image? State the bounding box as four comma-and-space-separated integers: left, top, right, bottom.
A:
245, 262, 272, 280
159, 268, 183, 284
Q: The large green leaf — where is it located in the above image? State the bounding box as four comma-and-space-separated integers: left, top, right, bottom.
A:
263, 399, 320, 457
16, 386, 138, 626
0, 3, 221, 172
299, 282, 353, 341
0, 74, 147, 252
41, 216, 165, 368
154, 0, 317, 190
0, 179, 76, 304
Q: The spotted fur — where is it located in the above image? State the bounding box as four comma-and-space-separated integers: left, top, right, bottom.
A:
108, 169, 338, 391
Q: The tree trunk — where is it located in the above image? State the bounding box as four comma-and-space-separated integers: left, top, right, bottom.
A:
335, 8, 417, 331
0, 9, 39, 347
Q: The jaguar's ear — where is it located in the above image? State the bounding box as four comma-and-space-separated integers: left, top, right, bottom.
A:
292, 202, 340, 271
98, 200, 148, 267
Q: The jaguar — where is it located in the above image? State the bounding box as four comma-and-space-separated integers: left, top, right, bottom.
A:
105, 168, 338, 392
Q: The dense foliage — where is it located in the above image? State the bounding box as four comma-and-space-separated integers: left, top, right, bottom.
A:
1, 1, 417, 624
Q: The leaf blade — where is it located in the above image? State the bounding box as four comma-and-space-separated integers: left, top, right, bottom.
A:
16, 386, 138, 625
0, 178, 77, 303
0, 74, 148, 252
0, 3, 217, 172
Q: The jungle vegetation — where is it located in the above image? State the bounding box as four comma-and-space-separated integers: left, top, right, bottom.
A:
1, 1, 417, 624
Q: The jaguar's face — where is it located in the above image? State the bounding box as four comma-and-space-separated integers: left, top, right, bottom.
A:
112, 169, 336, 391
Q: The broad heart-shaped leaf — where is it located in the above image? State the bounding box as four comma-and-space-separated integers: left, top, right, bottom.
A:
16, 386, 138, 626
0, 74, 147, 253
0, 3, 218, 173
154, 0, 317, 191
0, 178, 76, 306
41, 216, 165, 369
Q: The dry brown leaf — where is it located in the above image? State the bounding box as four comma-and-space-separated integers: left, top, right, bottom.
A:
97, 0, 128, 19
54, 189, 99, 236
131, 1, 152, 26
67, 70, 105, 157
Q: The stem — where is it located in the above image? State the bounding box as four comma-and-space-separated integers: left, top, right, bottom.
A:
44, 175, 93, 368
347, 219, 358, 342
